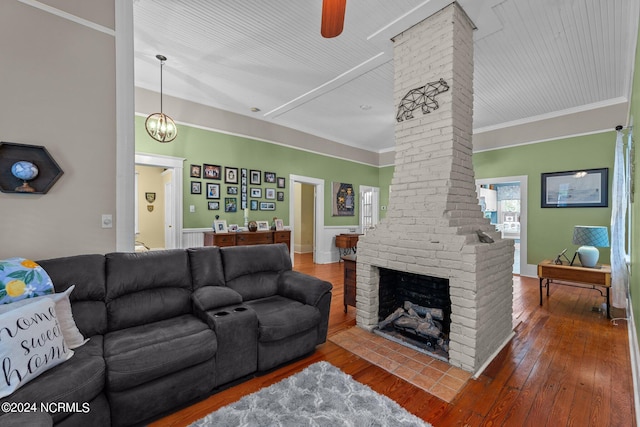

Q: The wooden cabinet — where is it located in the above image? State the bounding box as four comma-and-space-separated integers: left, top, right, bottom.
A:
204, 230, 290, 251
342, 255, 356, 312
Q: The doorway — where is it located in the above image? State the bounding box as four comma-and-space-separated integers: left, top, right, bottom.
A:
476, 175, 530, 276
289, 174, 324, 266
294, 183, 315, 256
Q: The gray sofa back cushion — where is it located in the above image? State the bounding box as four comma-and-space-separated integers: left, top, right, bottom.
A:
187, 247, 226, 289
105, 250, 192, 331
220, 244, 292, 301
37, 254, 107, 337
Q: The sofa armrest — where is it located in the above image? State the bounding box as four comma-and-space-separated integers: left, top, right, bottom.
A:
192, 286, 243, 312
277, 270, 332, 307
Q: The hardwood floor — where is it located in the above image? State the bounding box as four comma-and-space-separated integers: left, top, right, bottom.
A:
151, 254, 635, 427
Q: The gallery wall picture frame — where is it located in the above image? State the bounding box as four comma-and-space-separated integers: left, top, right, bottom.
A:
206, 183, 220, 199
227, 186, 238, 195
256, 220, 270, 231
225, 197, 237, 212
265, 188, 276, 200
277, 191, 284, 202
203, 164, 221, 180
191, 181, 201, 194
214, 219, 228, 233
241, 168, 247, 178
225, 167, 238, 184
264, 171, 276, 183
277, 177, 286, 188
190, 164, 202, 178
250, 187, 262, 198
250, 170, 261, 185
250, 200, 259, 210
208, 201, 219, 210
541, 168, 609, 208
260, 201, 275, 211
332, 182, 355, 216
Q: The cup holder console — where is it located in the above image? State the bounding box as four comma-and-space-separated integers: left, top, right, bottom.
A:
214, 311, 230, 317
233, 307, 248, 312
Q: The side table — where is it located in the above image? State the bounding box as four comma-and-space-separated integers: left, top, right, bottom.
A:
342, 255, 356, 313
537, 259, 611, 318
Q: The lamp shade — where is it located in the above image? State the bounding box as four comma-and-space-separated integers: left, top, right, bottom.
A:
572, 226, 609, 268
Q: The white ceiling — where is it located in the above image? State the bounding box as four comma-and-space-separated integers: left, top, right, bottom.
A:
133, 0, 639, 154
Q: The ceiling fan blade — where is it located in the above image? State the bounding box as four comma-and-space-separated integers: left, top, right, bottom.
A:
321, 0, 346, 38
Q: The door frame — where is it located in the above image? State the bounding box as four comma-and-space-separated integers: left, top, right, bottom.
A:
135, 153, 185, 249
289, 174, 324, 266
476, 175, 534, 277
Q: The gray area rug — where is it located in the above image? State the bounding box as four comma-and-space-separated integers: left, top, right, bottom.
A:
189, 361, 432, 427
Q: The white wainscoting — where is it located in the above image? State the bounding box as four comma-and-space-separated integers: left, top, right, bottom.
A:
182, 228, 210, 248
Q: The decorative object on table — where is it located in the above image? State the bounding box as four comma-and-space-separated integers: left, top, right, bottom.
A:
187, 362, 432, 427
277, 177, 286, 188
0, 142, 64, 194
541, 168, 608, 208
191, 181, 202, 194
207, 201, 219, 210
224, 197, 237, 212
249, 169, 261, 185
213, 219, 228, 233
553, 248, 571, 265
274, 218, 284, 231
270, 217, 278, 230
332, 182, 355, 216
476, 230, 494, 243
206, 183, 220, 199
11, 160, 38, 192
228, 224, 238, 232
190, 164, 202, 178
265, 188, 276, 199
203, 164, 221, 179
572, 225, 610, 268
145, 192, 156, 203
396, 78, 449, 122
256, 220, 270, 231
264, 171, 276, 183
225, 167, 238, 184
145, 54, 177, 143
248, 220, 258, 232
260, 201, 275, 211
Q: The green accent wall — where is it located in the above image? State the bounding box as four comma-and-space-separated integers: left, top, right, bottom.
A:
135, 116, 380, 228
630, 13, 640, 350
474, 133, 615, 265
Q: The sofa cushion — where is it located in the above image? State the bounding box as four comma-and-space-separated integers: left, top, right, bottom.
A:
245, 296, 320, 342
1, 336, 105, 423
104, 314, 217, 391
187, 247, 226, 289
0, 258, 54, 305
220, 244, 292, 301
106, 250, 193, 331
192, 286, 242, 312
37, 254, 107, 337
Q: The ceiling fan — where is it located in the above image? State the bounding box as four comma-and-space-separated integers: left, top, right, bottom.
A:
321, 0, 347, 38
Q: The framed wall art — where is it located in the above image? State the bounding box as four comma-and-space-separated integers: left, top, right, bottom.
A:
332, 182, 355, 216
260, 201, 275, 211
225, 197, 237, 212
256, 220, 270, 231
277, 177, 286, 188
250, 200, 259, 210
227, 186, 238, 195
264, 171, 276, 183
277, 191, 284, 202
265, 188, 276, 200
214, 219, 228, 233
541, 168, 608, 208
250, 170, 261, 185
225, 167, 238, 184
208, 201, 219, 210
190, 164, 201, 178
250, 188, 262, 198
206, 183, 220, 199
191, 181, 201, 194
203, 164, 221, 180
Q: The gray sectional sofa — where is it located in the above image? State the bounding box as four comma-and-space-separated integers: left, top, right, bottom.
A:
0, 244, 332, 426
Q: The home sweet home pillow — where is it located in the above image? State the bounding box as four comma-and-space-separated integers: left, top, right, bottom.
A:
0, 258, 54, 305
0, 298, 74, 398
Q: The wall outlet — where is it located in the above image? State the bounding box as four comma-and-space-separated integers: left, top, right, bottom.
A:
189, 205, 195, 213
381, 205, 387, 210
101, 214, 113, 229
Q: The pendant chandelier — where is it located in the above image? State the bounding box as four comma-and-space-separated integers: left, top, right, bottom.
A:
145, 54, 177, 143
321, 0, 347, 38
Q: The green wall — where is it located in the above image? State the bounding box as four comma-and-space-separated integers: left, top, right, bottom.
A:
135, 116, 380, 228
629, 13, 640, 350
474, 133, 615, 265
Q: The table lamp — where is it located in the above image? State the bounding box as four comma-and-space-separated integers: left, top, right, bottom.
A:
572, 226, 609, 268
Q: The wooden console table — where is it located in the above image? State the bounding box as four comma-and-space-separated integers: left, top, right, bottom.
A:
335, 233, 361, 257
204, 230, 290, 251
537, 259, 611, 318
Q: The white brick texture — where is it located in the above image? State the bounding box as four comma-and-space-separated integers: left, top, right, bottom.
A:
356, 3, 514, 374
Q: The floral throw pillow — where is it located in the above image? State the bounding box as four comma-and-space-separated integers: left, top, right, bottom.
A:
0, 258, 54, 305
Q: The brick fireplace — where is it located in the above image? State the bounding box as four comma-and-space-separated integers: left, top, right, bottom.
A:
356, 3, 514, 374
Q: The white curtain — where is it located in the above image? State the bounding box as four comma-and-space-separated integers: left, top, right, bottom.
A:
611, 130, 629, 308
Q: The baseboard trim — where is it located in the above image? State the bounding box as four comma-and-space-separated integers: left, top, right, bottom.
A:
473, 331, 516, 379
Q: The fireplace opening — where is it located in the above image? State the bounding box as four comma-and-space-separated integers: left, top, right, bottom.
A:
376, 268, 451, 361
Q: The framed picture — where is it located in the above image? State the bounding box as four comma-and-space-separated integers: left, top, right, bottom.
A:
250, 170, 261, 185
227, 186, 238, 195
228, 224, 238, 232
206, 183, 220, 199
190, 164, 202, 178
250, 187, 262, 198
208, 201, 219, 210
190, 181, 201, 194
277, 191, 284, 202
332, 182, 355, 216
264, 171, 276, 183
274, 218, 284, 231
225, 167, 238, 184
250, 200, 259, 210
225, 197, 237, 212
277, 177, 286, 188
265, 188, 276, 200
203, 164, 221, 180
241, 168, 247, 178
541, 168, 608, 208
256, 220, 270, 231
214, 219, 228, 233
260, 201, 275, 211
241, 200, 247, 210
